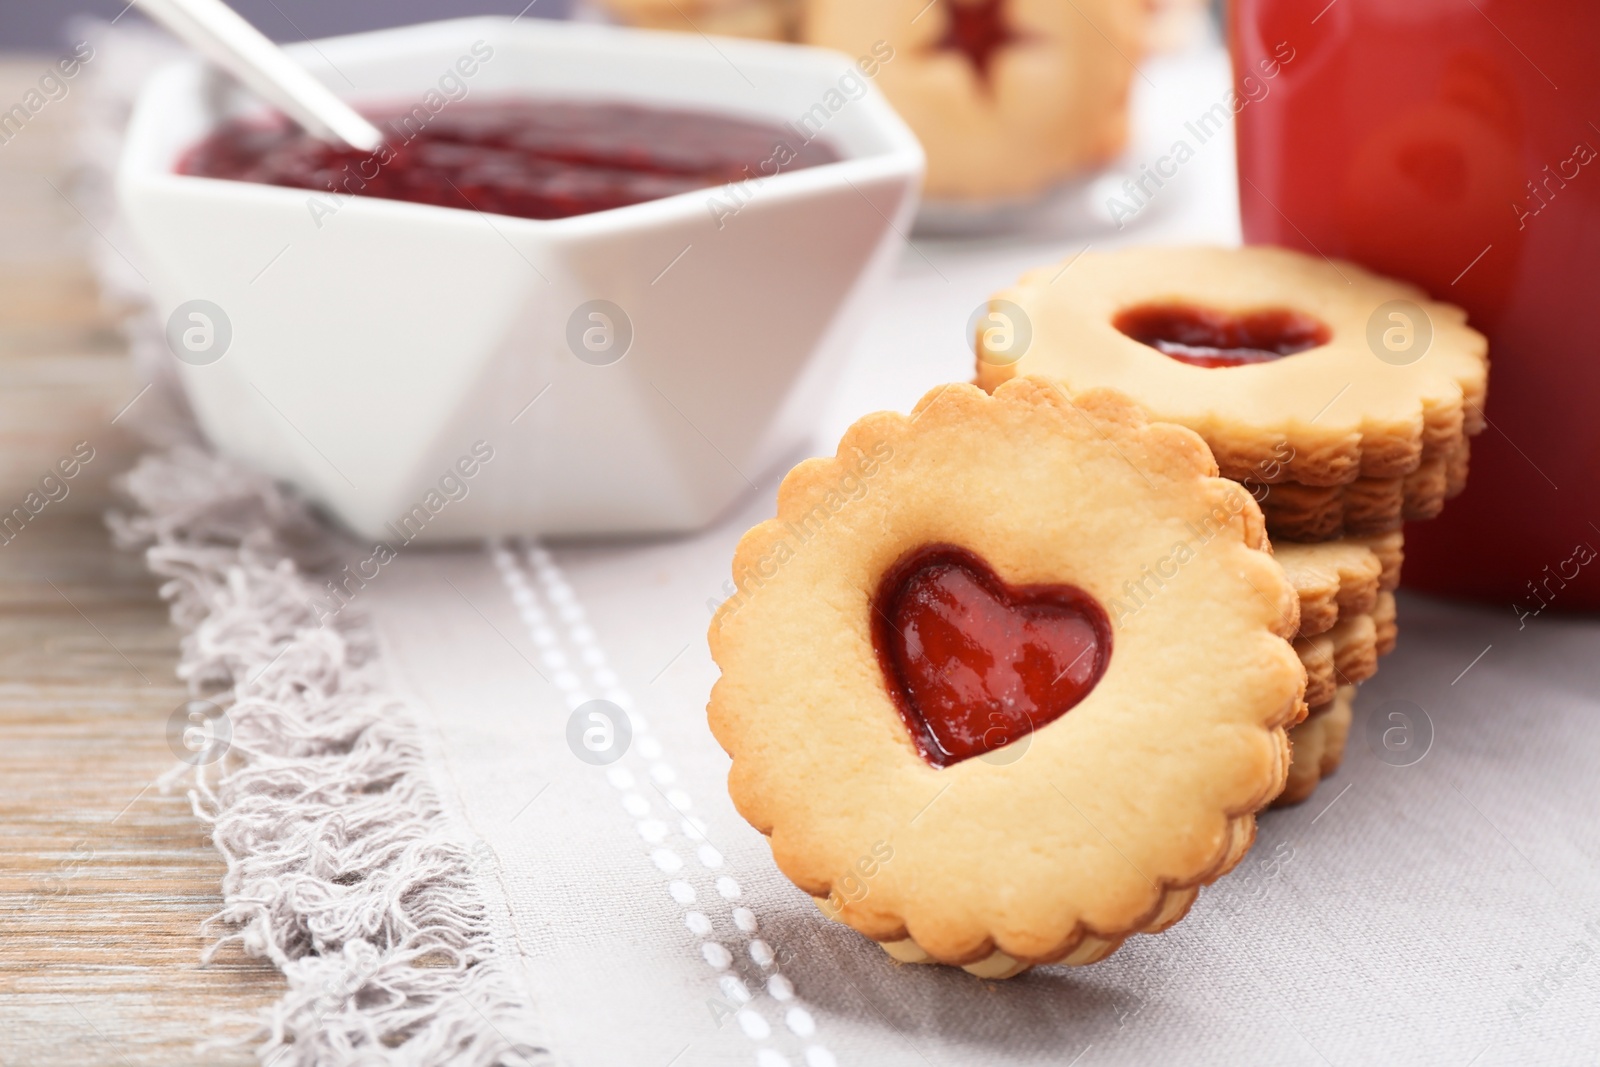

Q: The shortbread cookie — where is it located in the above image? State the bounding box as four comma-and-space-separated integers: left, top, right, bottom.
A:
1295, 613, 1377, 708
1351, 530, 1404, 593
1277, 535, 1400, 704
1371, 590, 1397, 656
1275, 539, 1384, 637
1255, 437, 1469, 540
593, 0, 793, 38
708, 380, 1305, 976
801, 0, 1143, 201
978, 246, 1489, 503
1274, 685, 1355, 808
1256, 473, 1400, 540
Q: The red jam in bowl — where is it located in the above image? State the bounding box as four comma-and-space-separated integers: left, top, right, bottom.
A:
178, 100, 841, 221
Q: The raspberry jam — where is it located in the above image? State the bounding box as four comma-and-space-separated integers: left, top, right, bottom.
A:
178, 100, 840, 221
872, 545, 1111, 769
1114, 304, 1331, 368
936, 0, 1021, 85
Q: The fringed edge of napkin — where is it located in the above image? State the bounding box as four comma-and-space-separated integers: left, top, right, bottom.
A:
70, 20, 550, 1062
109, 447, 553, 1066
72, 19, 553, 1062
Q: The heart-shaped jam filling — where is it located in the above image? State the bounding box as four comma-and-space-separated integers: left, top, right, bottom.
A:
871, 545, 1111, 768
935, 0, 1022, 85
1114, 304, 1331, 368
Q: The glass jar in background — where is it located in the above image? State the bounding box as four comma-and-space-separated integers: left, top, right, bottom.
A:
1232, 0, 1600, 613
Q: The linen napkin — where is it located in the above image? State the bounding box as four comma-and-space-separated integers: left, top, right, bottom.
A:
119, 450, 1600, 1067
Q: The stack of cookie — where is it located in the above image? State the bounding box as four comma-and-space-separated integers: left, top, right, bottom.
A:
1271, 536, 1399, 803
977, 244, 1489, 805
704, 246, 1486, 978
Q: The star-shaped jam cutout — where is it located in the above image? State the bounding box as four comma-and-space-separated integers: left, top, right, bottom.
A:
933, 0, 1022, 86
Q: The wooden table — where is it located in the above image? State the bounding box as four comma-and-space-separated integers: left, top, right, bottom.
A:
0, 57, 281, 1065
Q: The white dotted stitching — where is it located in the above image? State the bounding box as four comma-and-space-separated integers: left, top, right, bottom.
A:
785, 1008, 816, 1037
495, 540, 837, 1067
738, 1010, 773, 1040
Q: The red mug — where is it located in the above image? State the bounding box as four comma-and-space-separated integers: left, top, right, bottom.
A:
1231, 0, 1600, 615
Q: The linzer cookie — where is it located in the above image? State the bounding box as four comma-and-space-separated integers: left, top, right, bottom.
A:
1254, 437, 1469, 539
1275, 537, 1386, 636
1275, 686, 1355, 808
800, 0, 1143, 201
708, 380, 1305, 977
1272, 534, 1402, 803
1357, 530, 1405, 595
1371, 588, 1398, 655
1295, 613, 1377, 708
1277, 533, 1403, 704
978, 245, 1488, 540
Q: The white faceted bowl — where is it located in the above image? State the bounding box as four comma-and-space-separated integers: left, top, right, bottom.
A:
118, 17, 923, 542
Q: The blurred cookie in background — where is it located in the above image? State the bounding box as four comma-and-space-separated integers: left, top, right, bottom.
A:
588, 0, 1155, 207
801, 0, 1146, 202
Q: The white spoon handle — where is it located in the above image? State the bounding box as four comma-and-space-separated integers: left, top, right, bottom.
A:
137, 0, 385, 151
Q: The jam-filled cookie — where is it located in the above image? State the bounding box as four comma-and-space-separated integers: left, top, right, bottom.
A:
1254, 437, 1468, 539
978, 246, 1488, 541
800, 0, 1143, 202
1275, 685, 1355, 808
1280, 531, 1405, 625
1276, 550, 1395, 806
708, 380, 1305, 977
1296, 612, 1378, 708
1276, 534, 1402, 703
1275, 538, 1386, 637
1371, 590, 1398, 656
